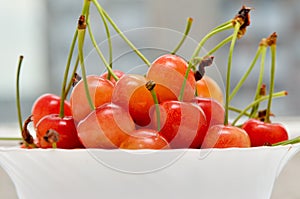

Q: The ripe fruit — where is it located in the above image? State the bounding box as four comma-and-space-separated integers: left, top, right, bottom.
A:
31, 93, 72, 128
77, 103, 135, 148
201, 125, 251, 148
153, 100, 208, 148
193, 97, 225, 128
196, 75, 224, 104
100, 69, 124, 84
70, 75, 114, 123
112, 74, 154, 127
242, 119, 288, 146
35, 114, 84, 149
147, 54, 196, 102
120, 129, 170, 149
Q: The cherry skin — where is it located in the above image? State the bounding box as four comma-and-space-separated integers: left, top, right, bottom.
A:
146, 54, 196, 102
193, 97, 225, 128
201, 124, 251, 148
70, 75, 114, 123
120, 129, 170, 149
100, 69, 125, 84
77, 103, 135, 149
35, 114, 84, 149
196, 75, 224, 104
242, 119, 288, 147
31, 93, 72, 128
153, 100, 208, 149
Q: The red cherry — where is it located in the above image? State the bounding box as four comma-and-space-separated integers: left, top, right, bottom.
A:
35, 114, 84, 149
77, 103, 135, 149
193, 97, 225, 128
70, 75, 114, 123
100, 69, 125, 84
31, 93, 72, 128
201, 124, 251, 148
120, 129, 170, 149
147, 54, 196, 102
153, 100, 208, 149
242, 119, 288, 147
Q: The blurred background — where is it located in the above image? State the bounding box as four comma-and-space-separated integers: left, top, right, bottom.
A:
0, 0, 299, 125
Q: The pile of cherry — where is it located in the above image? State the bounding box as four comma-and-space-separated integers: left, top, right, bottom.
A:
13, 2, 300, 150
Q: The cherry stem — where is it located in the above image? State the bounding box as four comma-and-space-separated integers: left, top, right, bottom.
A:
59, 30, 78, 118
92, 2, 113, 79
64, 55, 80, 99
224, 22, 241, 125
171, 17, 193, 55
272, 136, 300, 146
146, 80, 161, 131
228, 106, 251, 117
229, 43, 265, 102
91, 0, 151, 67
250, 42, 268, 118
189, 23, 233, 65
265, 33, 277, 123
16, 55, 24, 134
78, 14, 95, 110
87, 17, 119, 81
231, 90, 287, 126
203, 35, 233, 58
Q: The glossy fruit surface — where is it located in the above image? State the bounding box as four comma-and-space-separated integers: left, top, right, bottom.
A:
35, 114, 84, 149
201, 124, 251, 148
70, 75, 114, 123
100, 69, 124, 84
31, 93, 72, 128
153, 100, 208, 148
196, 75, 224, 104
77, 103, 135, 148
147, 54, 196, 102
242, 119, 288, 147
193, 97, 225, 128
120, 129, 170, 149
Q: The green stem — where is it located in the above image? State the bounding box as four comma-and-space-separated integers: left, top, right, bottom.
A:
265, 44, 276, 123
146, 81, 161, 131
0, 137, 23, 141
64, 55, 80, 99
204, 35, 233, 58
91, 0, 151, 67
78, 15, 95, 111
231, 91, 287, 126
224, 22, 241, 125
211, 20, 232, 32
228, 106, 251, 117
87, 17, 118, 81
272, 136, 300, 146
190, 23, 233, 63
59, 30, 78, 118
16, 55, 24, 133
229, 45, 263, 102
171, 17, 193, 55
250, 45, 267, 118
94, 3, 113, 79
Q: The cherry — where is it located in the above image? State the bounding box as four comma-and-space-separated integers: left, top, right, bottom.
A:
120, 129, 170, 149
196, 75, 224, 104
31, 93, 72, 128
100, 69, 124, 84
193, 97, 224, 128
242, 119, 288, 147
35, 114, 84, 149
70, 75, 114, 123
77, 103, 135, 149
201, 125, 251, 148
153, 100, 208, 149
146, 54, 196, 102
